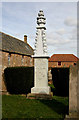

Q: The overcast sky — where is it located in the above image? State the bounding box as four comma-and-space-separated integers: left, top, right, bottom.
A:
2, 2, 77, 56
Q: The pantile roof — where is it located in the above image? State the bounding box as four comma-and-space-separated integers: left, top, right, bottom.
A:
0, 32, 34, 56
49, 54, 79, 62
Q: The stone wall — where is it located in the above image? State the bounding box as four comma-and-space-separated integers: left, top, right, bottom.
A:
77, 62, 79, 113
69, 61, 79, 116
0, 51, 2, 94
78, 62, 79, 113
0, 51, 34, 93
2, 51, 33, 69
48, 61, 76, 68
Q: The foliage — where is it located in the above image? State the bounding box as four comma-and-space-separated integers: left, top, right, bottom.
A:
51, 68, 69, 96
49, 84, 56, 92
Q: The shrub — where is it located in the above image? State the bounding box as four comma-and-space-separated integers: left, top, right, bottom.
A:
4, 67, 34, 94
49, 84, 56, 92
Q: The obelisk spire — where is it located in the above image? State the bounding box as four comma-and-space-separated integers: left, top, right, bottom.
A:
30, 10, 51, 97
34, 10, 48, 57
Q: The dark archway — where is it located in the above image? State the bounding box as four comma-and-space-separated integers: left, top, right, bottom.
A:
51, 68, 69, 97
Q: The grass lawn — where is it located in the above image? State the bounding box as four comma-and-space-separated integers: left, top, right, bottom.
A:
2, 95, 69, 119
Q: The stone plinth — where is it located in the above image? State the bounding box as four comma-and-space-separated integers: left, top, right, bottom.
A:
31, 87, 50, 94
31, 58, 50, 94
27, 93, 52, 100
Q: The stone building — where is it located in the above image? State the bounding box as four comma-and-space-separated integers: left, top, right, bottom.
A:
0, 32, 34, 93
48, 54, 79, 83
48, 54, 79, 96
48, 54, 79, 69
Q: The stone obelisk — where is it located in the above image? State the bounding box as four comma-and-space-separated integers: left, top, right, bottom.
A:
31, 10, 51, 95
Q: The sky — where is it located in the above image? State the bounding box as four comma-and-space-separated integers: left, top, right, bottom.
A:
1, 2, 77, 57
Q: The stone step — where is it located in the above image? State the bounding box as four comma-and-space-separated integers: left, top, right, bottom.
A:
27, 93, 53, 100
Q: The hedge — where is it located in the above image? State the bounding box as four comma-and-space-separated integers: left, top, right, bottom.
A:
51, 68, 69, 97
4, 67, 34, 94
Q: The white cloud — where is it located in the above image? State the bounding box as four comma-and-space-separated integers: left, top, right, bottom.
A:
69, 27, 77, 40
47, 32, 71, 46
55, 28, 66, 35
64, 17, 77, 26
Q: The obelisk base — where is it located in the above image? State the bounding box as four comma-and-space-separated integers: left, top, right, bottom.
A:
31, 86, 50, 94
27, 93, 53, 100
27, 86, 52, 100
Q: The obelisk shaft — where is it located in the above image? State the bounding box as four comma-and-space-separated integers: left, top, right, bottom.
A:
31, 10, 50, 94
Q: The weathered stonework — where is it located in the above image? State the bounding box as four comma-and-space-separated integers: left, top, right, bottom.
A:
69, 65, 78, 113
48, 69, 52, 84
27, 93, 52, 100
0, 51, 2, 94
66, 61, 79, 118
48, 61, 76, 69
78, 62, 79, 112
31, 58, 50, 94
